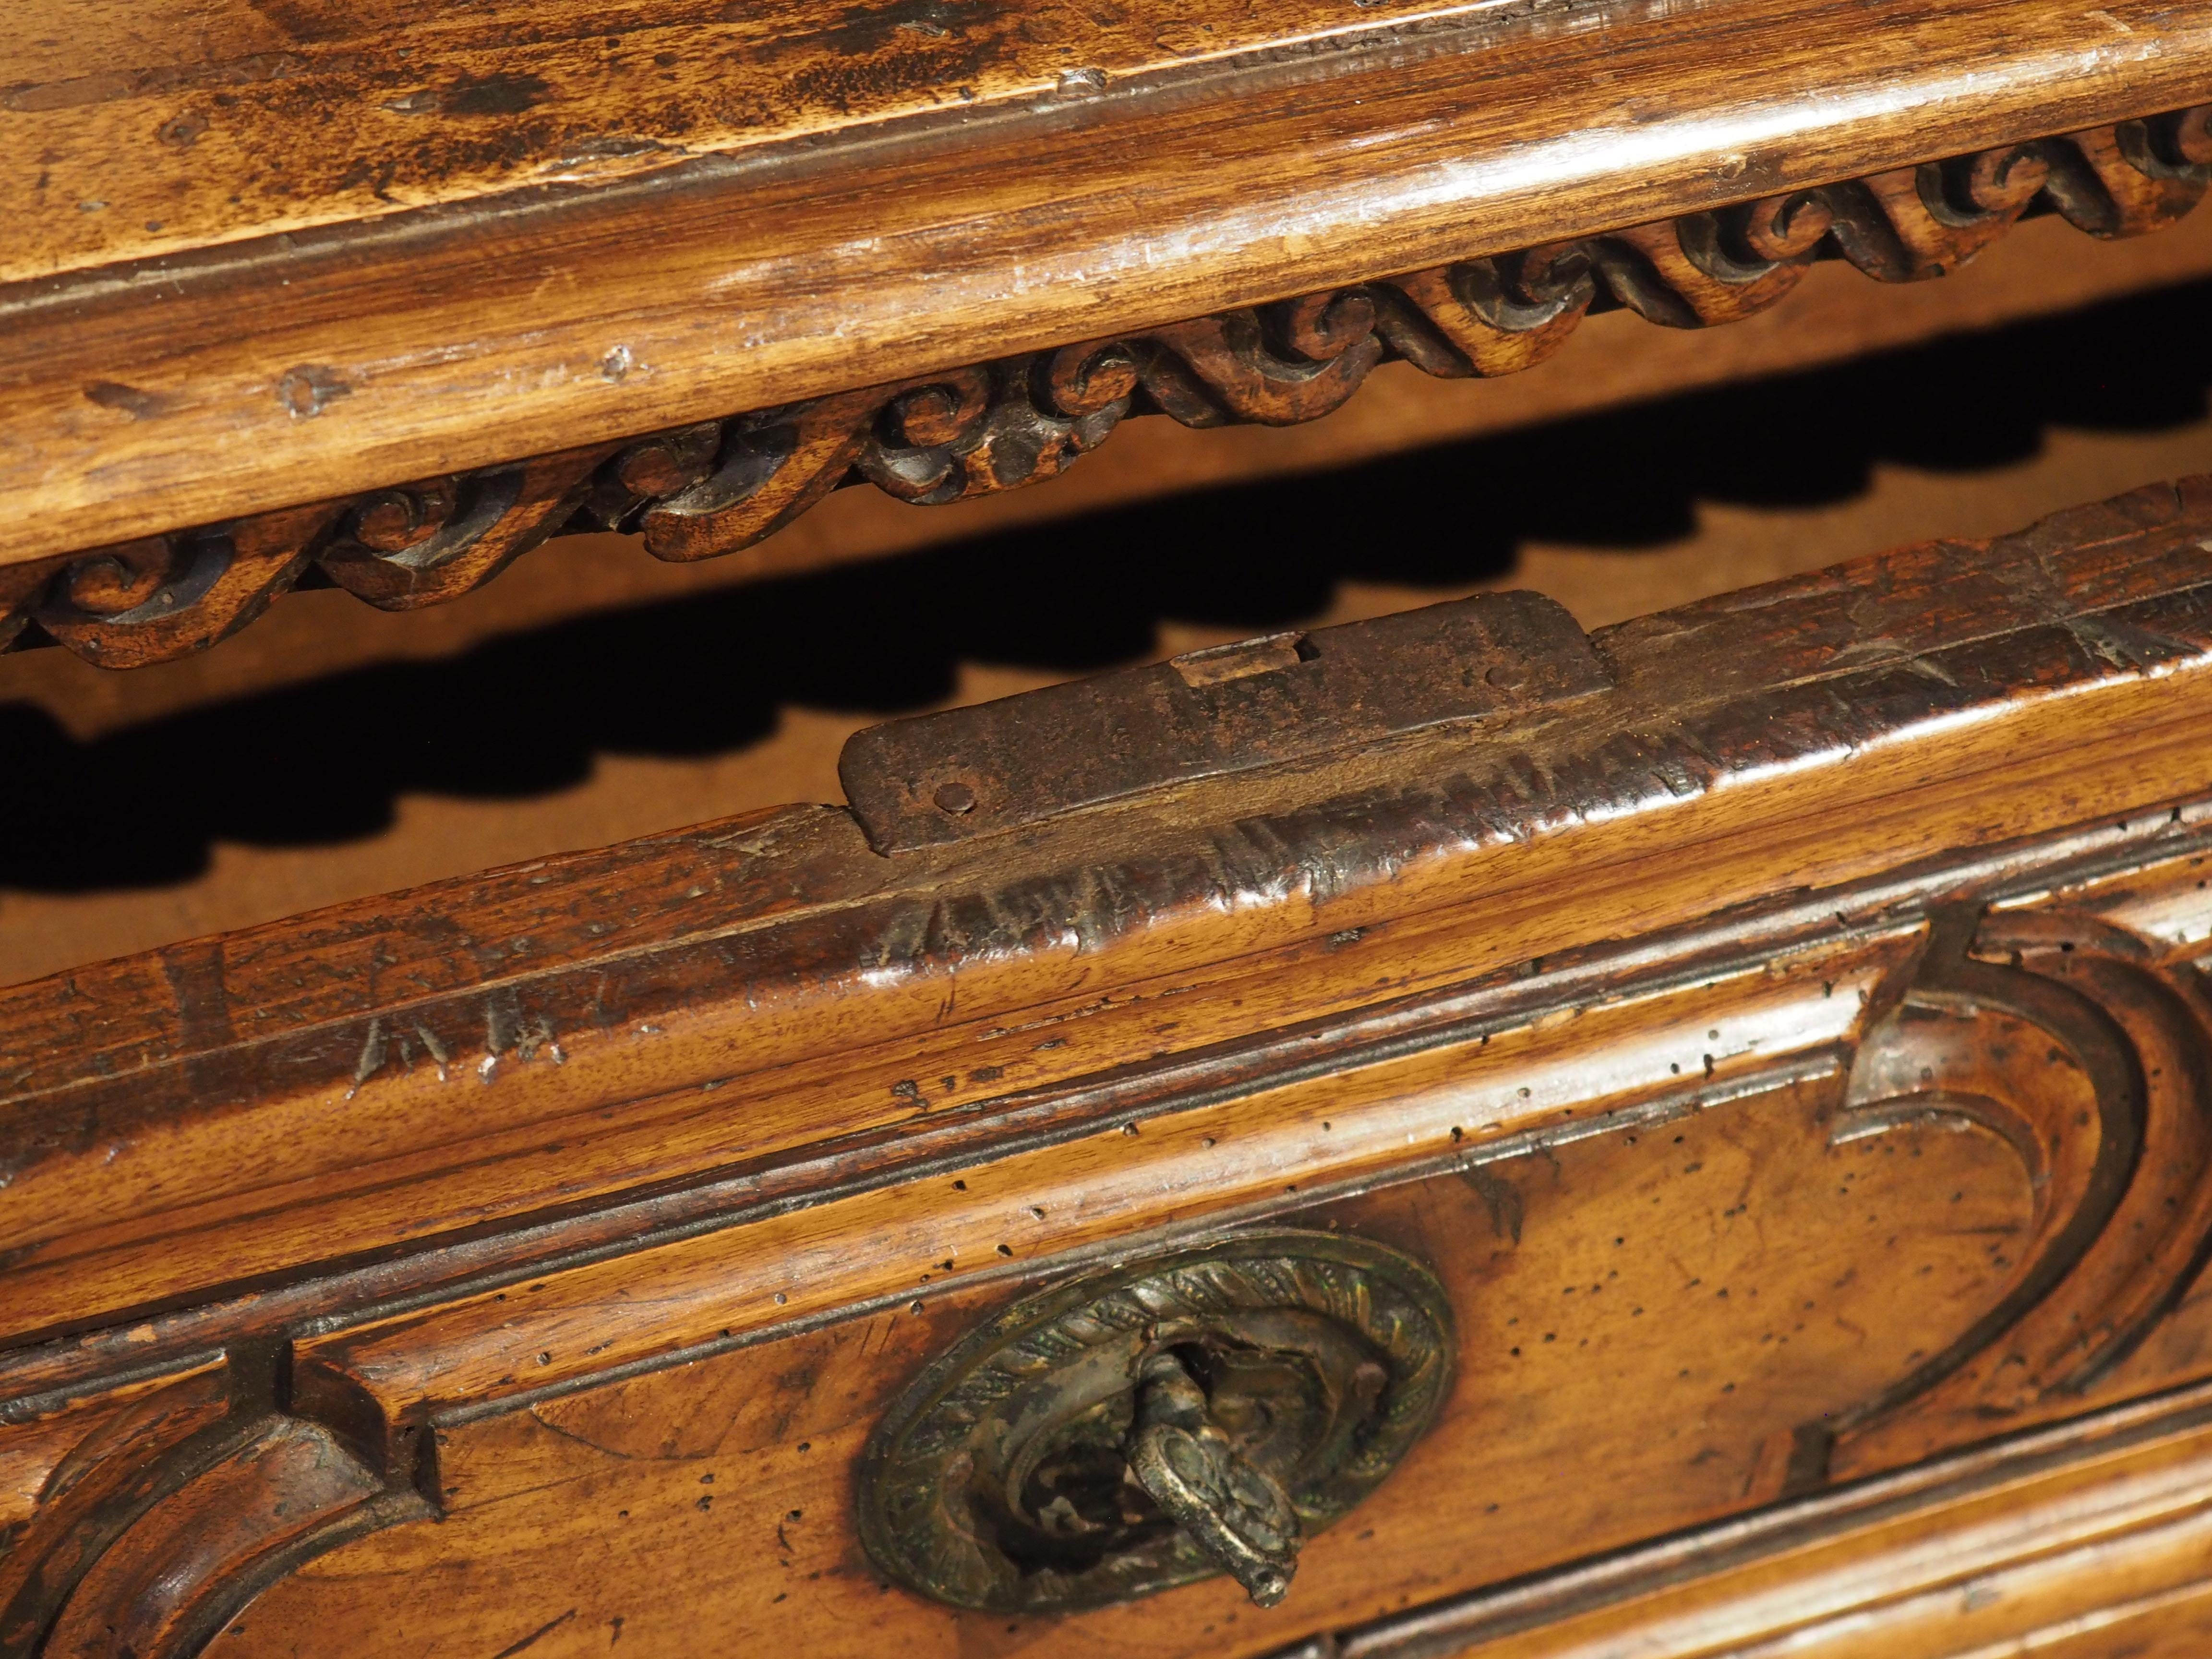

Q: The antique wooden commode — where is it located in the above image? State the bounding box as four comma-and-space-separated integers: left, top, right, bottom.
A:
5, 0, 2212, 1654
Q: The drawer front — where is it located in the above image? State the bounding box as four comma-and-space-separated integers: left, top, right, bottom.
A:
15, 481, 2212, 1659
19, 847, 2211, 1659
207, 1070, 2042, 1659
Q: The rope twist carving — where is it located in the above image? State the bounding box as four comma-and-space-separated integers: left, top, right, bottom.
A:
8, 108, 2206, 669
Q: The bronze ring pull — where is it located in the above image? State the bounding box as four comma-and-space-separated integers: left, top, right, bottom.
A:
858, 1231, 1455, 1614
1127, 1349, 1303, 1607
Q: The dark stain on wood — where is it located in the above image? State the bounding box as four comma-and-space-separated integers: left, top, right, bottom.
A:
412, 71, 555, 118
82, 381, 172, 421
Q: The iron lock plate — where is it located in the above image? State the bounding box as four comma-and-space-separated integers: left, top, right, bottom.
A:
838, 590, 1610, 853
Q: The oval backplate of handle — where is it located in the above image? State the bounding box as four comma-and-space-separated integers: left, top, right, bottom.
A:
856, 1230, 1457, 1614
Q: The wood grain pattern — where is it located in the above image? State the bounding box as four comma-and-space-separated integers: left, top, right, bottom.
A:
5, 219, 2208, 1005
37, 1419, 397, 1659
207, 1089, 2047, 1659
1278, 1379, 2212, 1659
3, 0, 2208, 576
17, 479, 2212, 1657
0, 1363, 234, 1649
0, 0, 1533, 287
0, 1355, 428, 1659
147, 898, 2212, 1659
5, 476, 2212, 1355
6, 104, 2208, 668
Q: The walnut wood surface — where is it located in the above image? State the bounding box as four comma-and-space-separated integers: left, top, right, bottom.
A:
7, 103, 2209, 671
12, 479, 2212, 1657
0, 0, 1530, 287
6, 476, 2212, 1347
1307, 1381, 2212, 1658
2, 0, 2208, 580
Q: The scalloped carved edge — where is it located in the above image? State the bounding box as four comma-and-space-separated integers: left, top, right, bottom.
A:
1, 106, 2205, 670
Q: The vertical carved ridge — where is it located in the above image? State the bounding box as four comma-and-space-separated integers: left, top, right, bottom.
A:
0, 1349, 433, 1659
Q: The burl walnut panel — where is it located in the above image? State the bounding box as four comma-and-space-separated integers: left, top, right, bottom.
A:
14, 478, 2212, 1657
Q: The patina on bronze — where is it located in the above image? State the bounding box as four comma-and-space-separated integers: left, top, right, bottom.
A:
856, 1231, 1456, 1613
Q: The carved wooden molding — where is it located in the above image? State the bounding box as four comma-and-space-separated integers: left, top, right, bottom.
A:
4, 476, 2212, 1358
15, 479, 2212, 1651
1802, 898, 2212, 1487
1257, 1374, 2212, 1659
0, 1354, 430, 1659
2, 106, 2204, 671
15, 801, 2212, 1655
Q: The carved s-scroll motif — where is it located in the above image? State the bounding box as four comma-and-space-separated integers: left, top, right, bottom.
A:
617, 346, 1138, 563
29, 504, 342, 670
315, 445, 615, 609
1370, 244, 1596, 378
4, 106, 2204, 669
1787, 895, 2212, 1489
0, 563, 48, 655
630, 389, 884, 563
854, 345, 1137, 502
1138, 292, 1384, 426
2042, 108, 2212, 238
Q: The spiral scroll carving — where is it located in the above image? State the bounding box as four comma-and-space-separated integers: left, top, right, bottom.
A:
4, 107, 2206, 668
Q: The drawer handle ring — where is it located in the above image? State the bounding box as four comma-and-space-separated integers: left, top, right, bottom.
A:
1128, 1348, 1305, 1607
857, 1230, 1455, 1615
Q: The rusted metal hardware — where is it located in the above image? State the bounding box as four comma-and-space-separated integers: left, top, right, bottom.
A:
838, 590, 1610, 853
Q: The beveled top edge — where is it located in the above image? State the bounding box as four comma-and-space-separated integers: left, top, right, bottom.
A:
1, 0, 2201, 569
0, 0, 1577, 290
